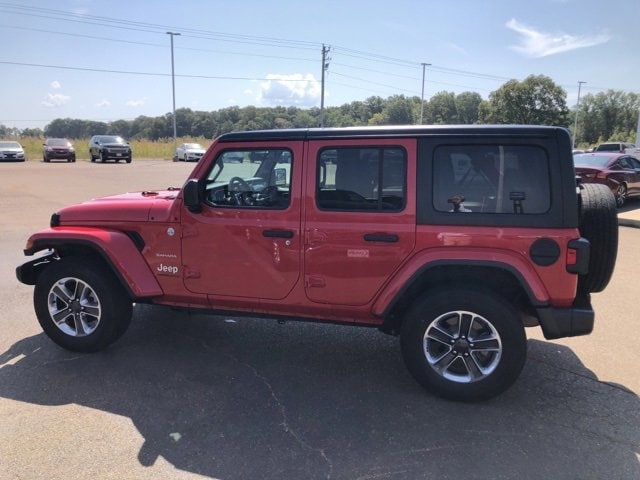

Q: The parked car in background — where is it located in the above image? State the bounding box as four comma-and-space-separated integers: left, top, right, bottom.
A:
594, 142, 640, 156
89, 135, 132, 163
43, 138, 76, 163
0, 141, 26, 162
574, 152, 640, 207
175, 143, 206, 162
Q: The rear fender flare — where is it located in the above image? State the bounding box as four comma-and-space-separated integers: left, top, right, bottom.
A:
373, 248, 550, 319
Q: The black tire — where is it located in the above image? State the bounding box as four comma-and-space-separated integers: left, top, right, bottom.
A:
125, 157, 132, 164
400, 288, 526, 402
101, 150, 108, 162
578, 183, 618, 293
34, 257, 133, 352
90, 151, 96, 162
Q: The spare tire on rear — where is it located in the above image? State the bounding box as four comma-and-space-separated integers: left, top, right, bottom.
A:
578, 183, 618, 293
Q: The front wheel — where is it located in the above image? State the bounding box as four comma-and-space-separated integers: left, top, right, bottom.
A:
34, 258, 133, 352
400, 288, 526, 402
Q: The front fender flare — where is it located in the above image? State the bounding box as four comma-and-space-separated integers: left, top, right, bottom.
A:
21, 227, 163, 299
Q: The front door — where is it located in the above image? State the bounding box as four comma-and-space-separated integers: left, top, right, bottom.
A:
303, 138, 417, 306
182, 141, 303, 300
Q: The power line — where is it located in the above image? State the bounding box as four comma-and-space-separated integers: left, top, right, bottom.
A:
0, 60, 317, 82
0, 24, 318, 63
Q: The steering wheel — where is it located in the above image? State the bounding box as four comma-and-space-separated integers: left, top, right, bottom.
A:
228, 176, 252, 206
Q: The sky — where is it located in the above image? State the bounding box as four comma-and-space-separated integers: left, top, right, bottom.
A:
1, 0, 639, 130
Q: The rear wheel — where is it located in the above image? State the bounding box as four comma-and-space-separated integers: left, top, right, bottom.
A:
578, 183, 618, 293
34, 257, 133, 352
400, 288, 526, 402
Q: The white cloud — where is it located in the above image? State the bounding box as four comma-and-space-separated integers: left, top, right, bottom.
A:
50, 81, 61, 89
126, 99, 145, 107
506, 18, 610, 57
258, 74, 320, 107
41, 93, 70, 108
95, 99, 111, 108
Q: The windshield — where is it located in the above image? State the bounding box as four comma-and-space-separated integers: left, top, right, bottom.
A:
98, 136, 125, 144
46, 138, 71, 146
186, 143, 203, 149
574, 155, 611, 167
0, 141, 21, 148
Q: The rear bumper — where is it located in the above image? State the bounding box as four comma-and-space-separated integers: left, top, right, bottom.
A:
536, 294, 594, 339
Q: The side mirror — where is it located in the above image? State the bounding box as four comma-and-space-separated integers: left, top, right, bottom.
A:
183, 178, 202, 212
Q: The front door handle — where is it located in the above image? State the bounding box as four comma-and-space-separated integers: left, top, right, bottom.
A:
363, 233, 399, 243
263, 229, 294, 239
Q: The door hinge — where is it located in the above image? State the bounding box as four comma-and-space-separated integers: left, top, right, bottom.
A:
182, 225, 199, 238
183, 267, 201, 279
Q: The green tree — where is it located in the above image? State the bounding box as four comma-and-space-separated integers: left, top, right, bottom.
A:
455, 92, 483, 124
369, 95, 414, 125
577, 90, 640, 145
483, 75, 569, 126
428, 91, 458, 124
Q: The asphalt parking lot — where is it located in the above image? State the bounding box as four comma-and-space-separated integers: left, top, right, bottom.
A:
1, 160, 638, 480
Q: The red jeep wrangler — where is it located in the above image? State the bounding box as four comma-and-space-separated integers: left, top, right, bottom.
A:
16, 126, 618, 401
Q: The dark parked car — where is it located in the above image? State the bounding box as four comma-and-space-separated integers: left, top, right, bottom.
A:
89, 135, 132, 163
574, 152, 640, 207
43, 138, 76, 163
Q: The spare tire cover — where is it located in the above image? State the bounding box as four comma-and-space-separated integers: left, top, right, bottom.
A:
578, 183, 618, 293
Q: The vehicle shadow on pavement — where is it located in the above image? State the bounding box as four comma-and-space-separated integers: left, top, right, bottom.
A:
1, 304, 639, 480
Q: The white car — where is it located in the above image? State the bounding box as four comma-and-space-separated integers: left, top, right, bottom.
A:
0, 141, 26, 162
175, 143, 206, 162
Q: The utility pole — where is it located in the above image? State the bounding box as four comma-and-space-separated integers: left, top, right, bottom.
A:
419, 63, 431, 125
572, 80, 586, 148
320, 44, 331, 128
166, 31, 181, 156
636, 105, 640, 145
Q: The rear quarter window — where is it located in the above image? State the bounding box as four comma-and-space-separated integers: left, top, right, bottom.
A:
432, 145, 551, 215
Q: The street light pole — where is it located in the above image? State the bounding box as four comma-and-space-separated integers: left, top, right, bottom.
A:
573, 80, 586, 148
419, 63, 431, 125
166, 31, 181, 156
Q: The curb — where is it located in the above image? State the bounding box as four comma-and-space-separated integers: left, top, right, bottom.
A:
618, 217, 640, 229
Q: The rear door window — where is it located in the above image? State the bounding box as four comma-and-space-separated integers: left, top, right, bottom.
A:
316, 147, 406, 212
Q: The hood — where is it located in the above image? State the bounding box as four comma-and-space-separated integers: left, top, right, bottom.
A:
56, 190, 180, 224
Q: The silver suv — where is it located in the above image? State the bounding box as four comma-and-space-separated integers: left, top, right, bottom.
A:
88, 135, 132, 163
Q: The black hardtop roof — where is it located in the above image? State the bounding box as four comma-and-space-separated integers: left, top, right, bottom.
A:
217, 125, 568, 143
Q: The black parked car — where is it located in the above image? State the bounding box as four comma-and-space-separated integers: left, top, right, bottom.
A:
89, 135, 132, 163
43, 138, 76, 163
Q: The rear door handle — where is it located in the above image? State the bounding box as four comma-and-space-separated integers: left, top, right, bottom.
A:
263, 229, 294, 239
363, 233, 399, 243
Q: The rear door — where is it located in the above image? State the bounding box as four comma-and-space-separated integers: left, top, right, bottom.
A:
624, 156, 640, 195
303, 138, 416, 306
